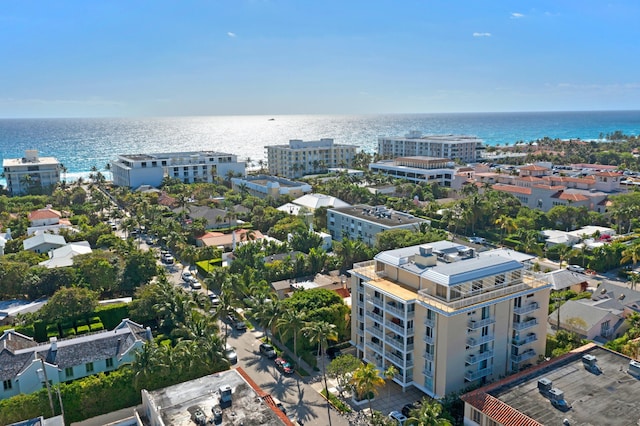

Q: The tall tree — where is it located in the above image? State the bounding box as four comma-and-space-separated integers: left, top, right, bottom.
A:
349, 362, 385, 420
303, 321, 338, 426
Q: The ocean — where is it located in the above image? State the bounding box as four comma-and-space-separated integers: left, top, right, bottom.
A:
1, 111, 639, 182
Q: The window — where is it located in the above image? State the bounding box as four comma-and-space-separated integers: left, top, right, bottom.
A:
65, 367, 73, 378
106, 358, 114, 368
487, 420, 498, 426
86, 362, 94, 373
471, 408, 482, 423
3, 380, 12, 390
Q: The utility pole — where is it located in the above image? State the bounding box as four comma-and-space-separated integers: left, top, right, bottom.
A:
37, 358, 55, 418
554, 295, 562, 331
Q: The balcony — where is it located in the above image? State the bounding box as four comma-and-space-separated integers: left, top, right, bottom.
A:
467, 317, 496, 329
422, 367, 434, 378
514, 302, 540, 315
512, 349, 536, 363
366, 310, 383, 323
512, 333, 537, 347
465, 367, 493, 381
386, 303, 414, 318
386, 320, 413, 336
424, 317, 436, 328
366, 327, 383, 338
465, 350, 494, 365
423, 335, 435, 345
513, 318, 538, 331
368, 296, 384, 309
366, 340, 383, 353
423, 352, 434, 361
387, 352, 413, 368
466, 334, 494, 347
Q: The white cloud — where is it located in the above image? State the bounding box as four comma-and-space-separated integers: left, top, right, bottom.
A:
511, 12, 524, 19
473, 32, 491, 37
227, 32, 236, 38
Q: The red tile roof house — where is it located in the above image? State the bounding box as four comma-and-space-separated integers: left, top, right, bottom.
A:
26, 206, 74, 236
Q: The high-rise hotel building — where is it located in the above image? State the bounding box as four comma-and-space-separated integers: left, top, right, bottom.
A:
266, 139, 358, 179
377, 132, 481, 163
350, 241, 551, 398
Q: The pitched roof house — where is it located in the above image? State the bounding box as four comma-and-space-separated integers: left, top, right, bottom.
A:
0, 319, 150, 400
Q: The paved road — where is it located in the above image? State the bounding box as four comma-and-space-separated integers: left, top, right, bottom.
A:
226, 327, 351, 426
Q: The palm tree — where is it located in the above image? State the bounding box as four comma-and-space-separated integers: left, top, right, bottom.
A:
406, 400, 452, 426
495, 214, 518, 245
249, 298, 280, 344
628, 272, 640, 291
621, 242, 640, 273
303, 321, 338, 426
349, 362, 385, 420
276, 308, 307, 365
384, 364, 398, 400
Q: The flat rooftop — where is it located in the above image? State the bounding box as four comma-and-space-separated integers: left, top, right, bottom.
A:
330, 205, 428, 226
141, 368, 289, 426
465, 345, 640, 426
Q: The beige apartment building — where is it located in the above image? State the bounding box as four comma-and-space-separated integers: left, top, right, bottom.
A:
266, 138, 358, 178
350, 241, 551, 399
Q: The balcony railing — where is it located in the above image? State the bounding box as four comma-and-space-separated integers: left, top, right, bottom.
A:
385, 337, 406, 352
424, 317, 436, 328
423, 352, 434, 361
467, 317, 496, 329
465, 367, 493, 381
386, 320, 414, 336
466, 334, 494, 347
423, 335, 435, 345
465, 350, 494, 365
512, 333, 537, 347
368, 296, 384, 309
366, 340, 383, 353
512, 349, 536, 363
387, 352, 413, 368
513, 318, 538, 331
514, 302, 540, 315
366, 327, 383, 338
422, 368, 434, 378
418, 278, 548, 313
366, 310, 383, 322
386, 303, 414, 318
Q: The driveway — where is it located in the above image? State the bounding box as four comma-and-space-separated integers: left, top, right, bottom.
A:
226, 327, 352, 426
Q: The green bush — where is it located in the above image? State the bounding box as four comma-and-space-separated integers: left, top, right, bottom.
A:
90, 322, 104, 331
95, 303, 130, 329
89, 316, 102, 324
63, 327, 76, 337
15, 324, 35, 338
76, 324, 90, 334
320, 389, 351, 413
34, 320, 47, 342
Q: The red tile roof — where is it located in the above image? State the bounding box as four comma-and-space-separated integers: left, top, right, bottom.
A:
552, 192, 589, 201
492, 184, 532, 195
28, 208, 62, 221
519, 165, 549, 171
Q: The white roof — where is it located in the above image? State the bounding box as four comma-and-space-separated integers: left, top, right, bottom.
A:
567, 226, 615, 238
39, 241, 92, 268
540, 230, 580, 245
277, 203, 303, 215
23, 233, 66, 251
293, 193, 351, 210
478, 248, 536, 263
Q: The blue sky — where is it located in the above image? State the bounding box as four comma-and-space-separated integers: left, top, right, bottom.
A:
1, 1, 639, 117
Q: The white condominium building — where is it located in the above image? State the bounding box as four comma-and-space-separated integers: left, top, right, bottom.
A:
350, 241, 551, 398
2, 150, 62, 196
378, 132, 481, 163
111, 151, 246, 189
266, 138, 358, 179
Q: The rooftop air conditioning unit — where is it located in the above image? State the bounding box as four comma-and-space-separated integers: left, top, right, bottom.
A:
629, 360, 640, 376
537, 378, 552, 393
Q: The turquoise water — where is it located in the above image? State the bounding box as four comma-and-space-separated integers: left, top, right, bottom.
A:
1, 111, 639, 179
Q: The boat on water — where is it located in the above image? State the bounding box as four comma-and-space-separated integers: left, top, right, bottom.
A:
268, 118, 275, 121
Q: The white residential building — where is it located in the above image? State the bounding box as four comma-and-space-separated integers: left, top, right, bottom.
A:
377, 132, 481, 163
231, 175, 312, 200
266, 138, 358, 178
350, 241, 551, 398
2, 150, 62, 195
327, 205, 429, 246
110, 151, 246, 189
369, 156, 464, 189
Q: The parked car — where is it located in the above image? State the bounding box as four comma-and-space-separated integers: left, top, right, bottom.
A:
208, 291, 220, 306
190, 279, 202, 290
224, 345, 238, 364
275, 357, 294, 374
182, 271, 193, 282
326, 346, 342, 360
402, 401, 422, 417
163, 254, 175, 264
468, 236, 486, 244
388, 410, 407, 425
259, 343, 277, 358
567, 264, 585, 273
